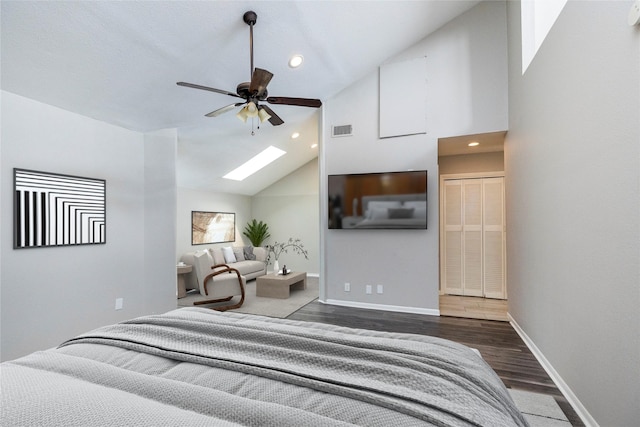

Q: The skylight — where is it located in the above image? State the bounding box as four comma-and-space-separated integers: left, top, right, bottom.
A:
521, 0, 568, 74
223, 146, 286, 181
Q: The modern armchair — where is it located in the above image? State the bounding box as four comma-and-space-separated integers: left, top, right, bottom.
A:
190, 251, 246, 311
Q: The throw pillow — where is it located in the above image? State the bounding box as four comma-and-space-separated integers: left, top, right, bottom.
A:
243, 246, 256, 260
403, 200, 427, 209
232, 247, 245, 261
413, 207, 427, 219
369, 207, 389, 220
367, 200, 401, 210
210, 248, 226, 265
388, 207, 415, 219
222, 246, 237, 263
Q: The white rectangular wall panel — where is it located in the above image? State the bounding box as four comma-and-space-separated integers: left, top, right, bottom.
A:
379, 57, 427, 138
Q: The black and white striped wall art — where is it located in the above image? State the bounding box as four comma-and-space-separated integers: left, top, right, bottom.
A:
14, 168, 106, 249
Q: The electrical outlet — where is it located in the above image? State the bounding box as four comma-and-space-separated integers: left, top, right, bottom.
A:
377, 285, 383, 294
366, 285, 372, 294
115, 298, 124, 310
344, 282, 350, 292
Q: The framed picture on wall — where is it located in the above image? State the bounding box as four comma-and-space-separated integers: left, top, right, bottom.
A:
191, 211, 235, 245
14, 168, 106, 249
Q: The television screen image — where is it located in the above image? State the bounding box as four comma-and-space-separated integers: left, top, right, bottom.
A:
328, 170, 427, 229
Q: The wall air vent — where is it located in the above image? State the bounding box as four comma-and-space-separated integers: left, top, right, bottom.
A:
332, 124, 353, 137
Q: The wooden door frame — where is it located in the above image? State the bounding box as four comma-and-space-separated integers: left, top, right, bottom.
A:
439, 171, 506, 297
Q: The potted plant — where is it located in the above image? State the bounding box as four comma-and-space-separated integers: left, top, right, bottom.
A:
242, 219, 271, 247
266, 238, 309, 272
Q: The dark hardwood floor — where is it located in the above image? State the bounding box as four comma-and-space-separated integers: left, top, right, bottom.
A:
287, 301, 584, 426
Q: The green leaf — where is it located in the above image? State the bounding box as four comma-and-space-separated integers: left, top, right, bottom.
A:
242, 219, 271, 247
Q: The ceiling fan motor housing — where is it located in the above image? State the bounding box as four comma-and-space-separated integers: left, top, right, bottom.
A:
236, 82, 268, 101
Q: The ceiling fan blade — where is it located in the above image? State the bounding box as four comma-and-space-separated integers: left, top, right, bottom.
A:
205, 103, 245, 117
260, 105, 284, 126
177, 82, 242, 99
267, 96, 322, 108
249, 68, 273, 97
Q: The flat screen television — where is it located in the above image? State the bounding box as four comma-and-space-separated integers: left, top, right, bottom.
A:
328, 170, 427, 229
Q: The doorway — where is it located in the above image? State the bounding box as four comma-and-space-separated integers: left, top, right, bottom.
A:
437, 132, 507, 321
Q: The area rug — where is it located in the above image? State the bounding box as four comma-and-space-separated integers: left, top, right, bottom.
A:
508, 389, 571, 426
177, 276, 319, 318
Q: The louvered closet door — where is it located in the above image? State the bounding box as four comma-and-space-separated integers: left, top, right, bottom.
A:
443, 181, 463, 295
462, 179, 483, 297
441, 176, 506, 299
483, 177, 506, 299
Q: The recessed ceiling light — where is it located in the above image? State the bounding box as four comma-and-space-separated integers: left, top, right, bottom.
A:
311, 143, 318, 149
468, 142, 480, 147
223, 146, 286, 181
288, 54, 304, 68
291, 132, 300, 139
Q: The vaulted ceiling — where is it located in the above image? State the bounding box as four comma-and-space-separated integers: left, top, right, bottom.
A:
2, 1, 481, 195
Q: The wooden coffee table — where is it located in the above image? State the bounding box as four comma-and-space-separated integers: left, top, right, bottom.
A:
256, 271, 307, 299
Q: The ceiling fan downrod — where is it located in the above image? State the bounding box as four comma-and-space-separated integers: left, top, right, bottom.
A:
243, 11, 258, 79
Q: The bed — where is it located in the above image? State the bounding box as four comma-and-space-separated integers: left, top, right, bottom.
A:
1, 308, 528, 426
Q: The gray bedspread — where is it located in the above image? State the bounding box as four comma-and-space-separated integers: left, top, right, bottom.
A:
1, 308, 528, 426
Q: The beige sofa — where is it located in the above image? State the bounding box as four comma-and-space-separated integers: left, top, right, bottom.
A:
180, 246, 268, 295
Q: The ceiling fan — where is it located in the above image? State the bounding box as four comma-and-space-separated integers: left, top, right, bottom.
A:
177, 11, 322, 128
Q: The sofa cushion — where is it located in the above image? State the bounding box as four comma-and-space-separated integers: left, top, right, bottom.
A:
222, 246, 237, 263
243, 246, 256, 260
253, 246, 267, 262
210, 248, 226, 265
232, 247, 245, 261
232, 260, 266, 277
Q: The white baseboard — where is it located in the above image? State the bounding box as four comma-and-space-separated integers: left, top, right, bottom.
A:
322, 298, 440, 316
508, 313, 599, 427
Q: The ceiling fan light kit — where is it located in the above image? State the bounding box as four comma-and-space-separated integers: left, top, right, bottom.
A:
257, 107, 272, 123
177, 11, 322, 133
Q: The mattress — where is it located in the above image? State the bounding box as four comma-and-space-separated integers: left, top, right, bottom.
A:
0, 308, 528, 426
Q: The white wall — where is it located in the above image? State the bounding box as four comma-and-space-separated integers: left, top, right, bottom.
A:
252, 159, 319, 275
505, 1, 640, 425
144, 128, 179, 313
1, 91, 177, 361
321, 1, 508, 313
176, 188, 252, 259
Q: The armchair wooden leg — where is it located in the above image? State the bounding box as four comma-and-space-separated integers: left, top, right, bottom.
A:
214, 285, 245, 312
193, 296, 233, 306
